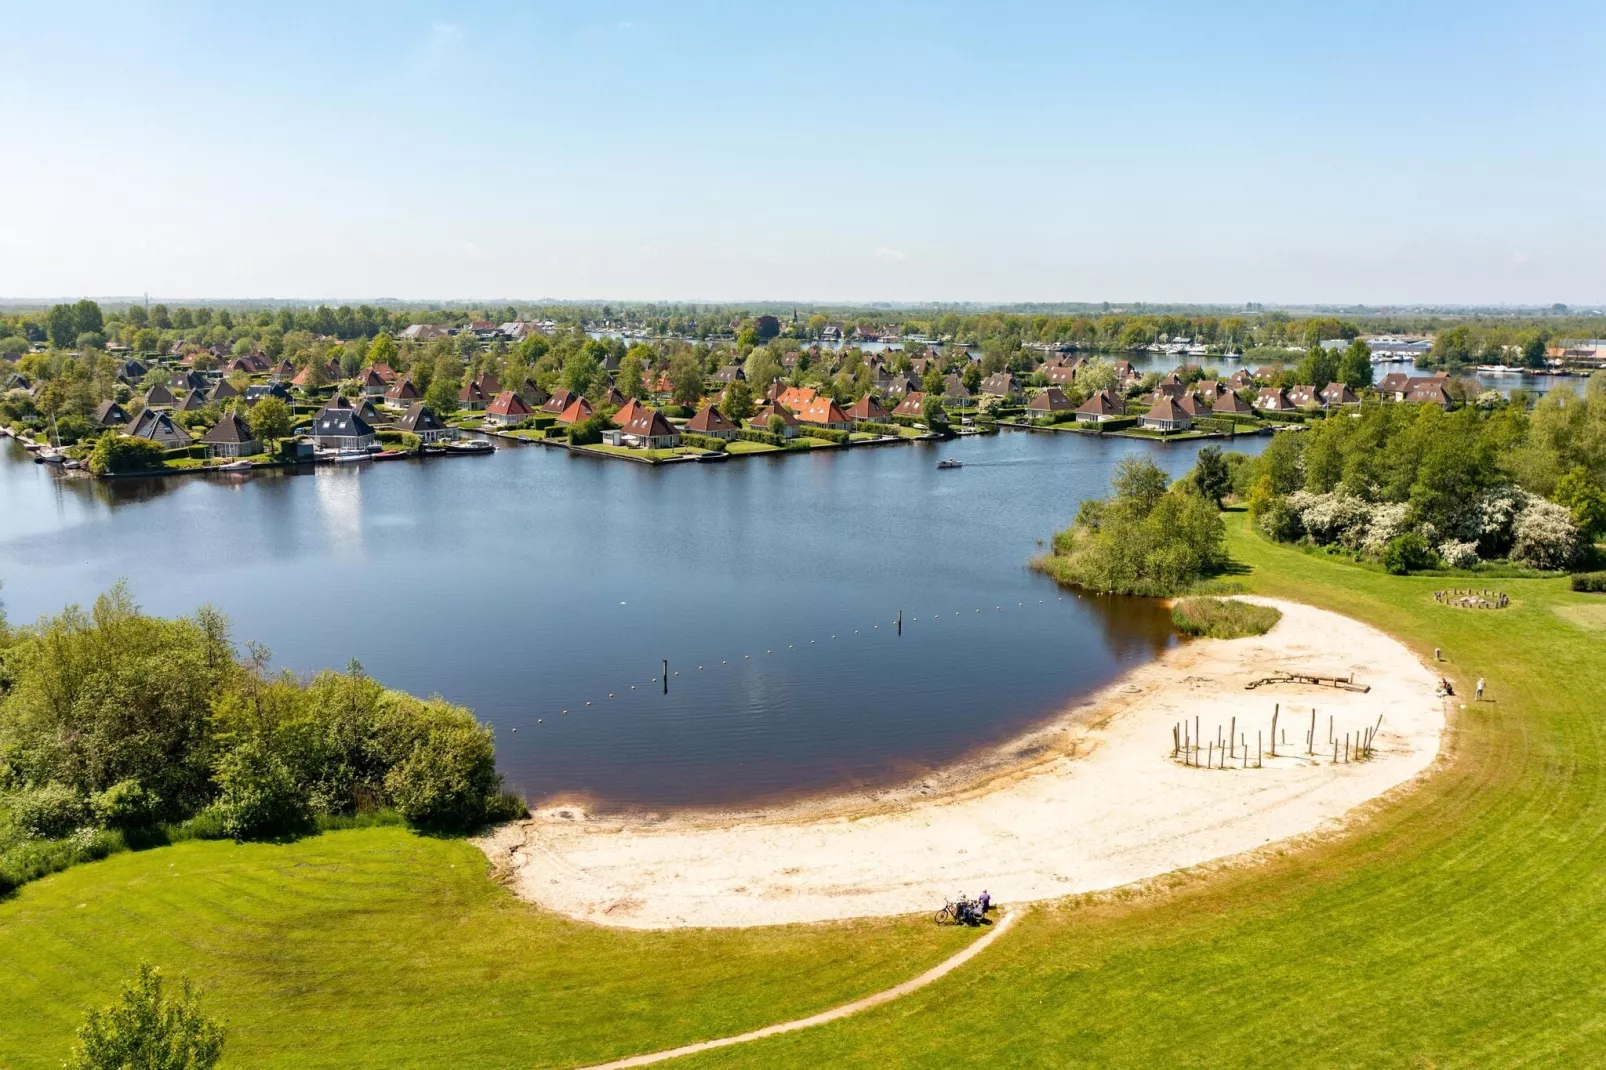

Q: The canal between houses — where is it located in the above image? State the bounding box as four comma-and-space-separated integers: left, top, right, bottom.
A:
0, 430, 1267, 810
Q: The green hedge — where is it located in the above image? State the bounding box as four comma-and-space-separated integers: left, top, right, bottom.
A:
1083, 416, 1138, 433
1571, 571, 1606, 593
163, 444, 207, 461
800, 426, 850, 444
737, 428, 785, 447
680, 433, 729, 453
857, 421, 900, 436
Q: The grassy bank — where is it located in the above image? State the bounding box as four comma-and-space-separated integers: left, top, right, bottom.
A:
1171, 596, 1283, 638
0, 827, 978, 1068
674, 508, 1606, 1067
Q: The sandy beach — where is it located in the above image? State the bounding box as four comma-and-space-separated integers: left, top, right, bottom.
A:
482, 598, 1446, 929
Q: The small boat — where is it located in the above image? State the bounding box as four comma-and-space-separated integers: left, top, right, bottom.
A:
371, 449, 409, 462
35, 450, 65, 465
696, 450, 729, 463
445, 440, 495, 454
331, 448, 372, 463
216, 459, 254, 472
937, 458, 963, 470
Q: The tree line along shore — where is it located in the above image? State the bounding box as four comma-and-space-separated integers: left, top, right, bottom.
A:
6, 299, 1603, 474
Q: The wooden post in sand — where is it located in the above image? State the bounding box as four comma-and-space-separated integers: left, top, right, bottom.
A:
1208, 741, 1214, 769
663, 659, 669, 694
1333, 738, 1338, 764
1230, 716, 1236, 759
1172, 723, 1180, 758
1328, 713, 1333, 745
1258, 731, 1263, 768
1308, 709, 1316, 756
1345, 734, 1350, 762
1185, 723, 1191, 766
1270, 704, 1279, 757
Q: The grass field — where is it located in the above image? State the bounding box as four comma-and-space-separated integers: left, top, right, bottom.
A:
4, 508, 1603, 1067
672, 510, 1606, 1066
0, 831, 977, 1068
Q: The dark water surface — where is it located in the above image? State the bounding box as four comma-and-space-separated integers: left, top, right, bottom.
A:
0, 430, 1265, 809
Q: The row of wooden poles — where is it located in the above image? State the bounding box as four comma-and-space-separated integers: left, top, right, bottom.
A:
1171, 704, 1385, 769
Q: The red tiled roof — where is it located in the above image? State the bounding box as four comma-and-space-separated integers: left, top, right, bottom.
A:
686, 404, 735, 434
794, 397, 850, 425
487, 390, 532, 417
556, 396, 593, 424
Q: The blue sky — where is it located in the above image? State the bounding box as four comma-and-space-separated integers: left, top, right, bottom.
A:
1, 1, 1600, 304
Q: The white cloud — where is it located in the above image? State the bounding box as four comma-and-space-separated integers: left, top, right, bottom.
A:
428, 23, 464, 50
874, 246, 905, 262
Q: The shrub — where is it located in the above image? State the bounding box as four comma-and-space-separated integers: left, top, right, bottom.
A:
9, 782, 91, 838
1437, 539, 1481, 570
384, 723, 500, 830
92, 780, 161, 831
66, 963, 225, 1070
800, 426, 849, 444
567, 413, 609, 445
1256, 497, 1304, 542
1511, 497, 1581, 571
213, 739, 310, 840
1571, 571, 1606, 593
1383, 532, 1437, 575
737, 428, 783, 447
1172, 598, 1283, 639
87, 432, 168, 475
680, 433, 728, 452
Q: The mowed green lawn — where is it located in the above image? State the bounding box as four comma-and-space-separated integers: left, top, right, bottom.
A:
6, 511, 1605, 1068
0, 830, 977, 1068
675, 511, 1606, 1067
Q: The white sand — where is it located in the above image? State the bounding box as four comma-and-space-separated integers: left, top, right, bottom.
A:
482, 598, 1446, 929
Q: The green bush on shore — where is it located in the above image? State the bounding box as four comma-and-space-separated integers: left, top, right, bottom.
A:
0, 585, 523, 895
1171, 597, 1283, 639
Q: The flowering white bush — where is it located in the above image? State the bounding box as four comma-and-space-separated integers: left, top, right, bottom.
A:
1510, 497, 1580, 570
1363, 502, 1413, 556
1437, 539, 1480, 570
1450, 485, 1525, 555
1287, 490, 1374, 548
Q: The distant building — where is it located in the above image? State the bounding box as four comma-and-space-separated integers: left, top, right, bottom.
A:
200, 412, 259, 458
1141, 396, 1192, 431
685, 404, 738, 440
1075, 388, 1125, 423
398, 403, 455, 444
308, 407, 375, 451
1027, 386, 1074, 415
124, 408, 191, 448
485, 390, 533, 426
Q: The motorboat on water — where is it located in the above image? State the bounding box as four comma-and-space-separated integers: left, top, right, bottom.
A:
216, 459, 254, 472
331, 448, 372, 463
937, 458, 963, 469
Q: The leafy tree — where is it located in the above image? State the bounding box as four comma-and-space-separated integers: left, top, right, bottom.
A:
1555, 466, 1606, 539
246, 396, 292, 443
47, 304, 78, 347
424, 369, 460, 415
0, 334, 28, 357
767, 414, 787, 437
1190, 446, 1232, 505
367, 332, 397, 367
617, 349, 646, 401
214, 737, 309, 839
1521, 331, 1551, 369
562, 348, 600, 398
74, 299, 104, 337
920, 394, 950, 434
124, 304, 149, 328
1337, 339, 1373, 390
1112, 455, 1170, 512
721, 380, 754, 422
65, 963, 224, 1070
76, 331, 106, 351
744, 347, 781, 393
668, 353, 703, 407
1294, 345, 1339, 391
1382, 532, 1435, 575
384, 721, 499, 829
962, 363, 984, 394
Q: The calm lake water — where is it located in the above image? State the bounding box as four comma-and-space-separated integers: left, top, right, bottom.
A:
0, 430, 1265, 810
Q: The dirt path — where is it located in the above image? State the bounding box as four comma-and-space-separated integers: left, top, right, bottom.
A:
574, 910, 1020, 1070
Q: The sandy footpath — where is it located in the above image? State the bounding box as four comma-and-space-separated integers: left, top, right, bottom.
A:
482, 598, 1446, 929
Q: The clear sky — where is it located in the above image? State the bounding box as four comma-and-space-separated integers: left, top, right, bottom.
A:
2, 1, 1601, 305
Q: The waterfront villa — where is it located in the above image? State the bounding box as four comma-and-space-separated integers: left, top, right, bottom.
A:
200, 412, 259, 458
309, 407, 376, 451
606, 407, 681, 450
613, 398, 644, 427
775, 385, 818, 410
846, 395, 890, 422
358, 368, 391, 397
1027, 386, 1074, 415
1319, 382, 1360, 407
124, 408, 191, 448
1075, 388, 1125, 423
1406, 378, 1454, 409
892, 391, 926, 417
980, 372, 1020, 399
1256, 387, 1294, 411
458, 380, 490, 411
943, 373, 972, 399
686, 404, 738, 440
543, 388, 575, 415
1213, 390, 1255, 415
92, 400, 129, 427
751, 403, 801, 438
398, 403, 455, 444
1175, 392, 1212, 419
1141, 395, 1192, 431
384, 377, 421, 408
794, 396, 852, 430
556, 396, 594, 424
485, 391, 532, 426
1285, 384, 1319, 408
